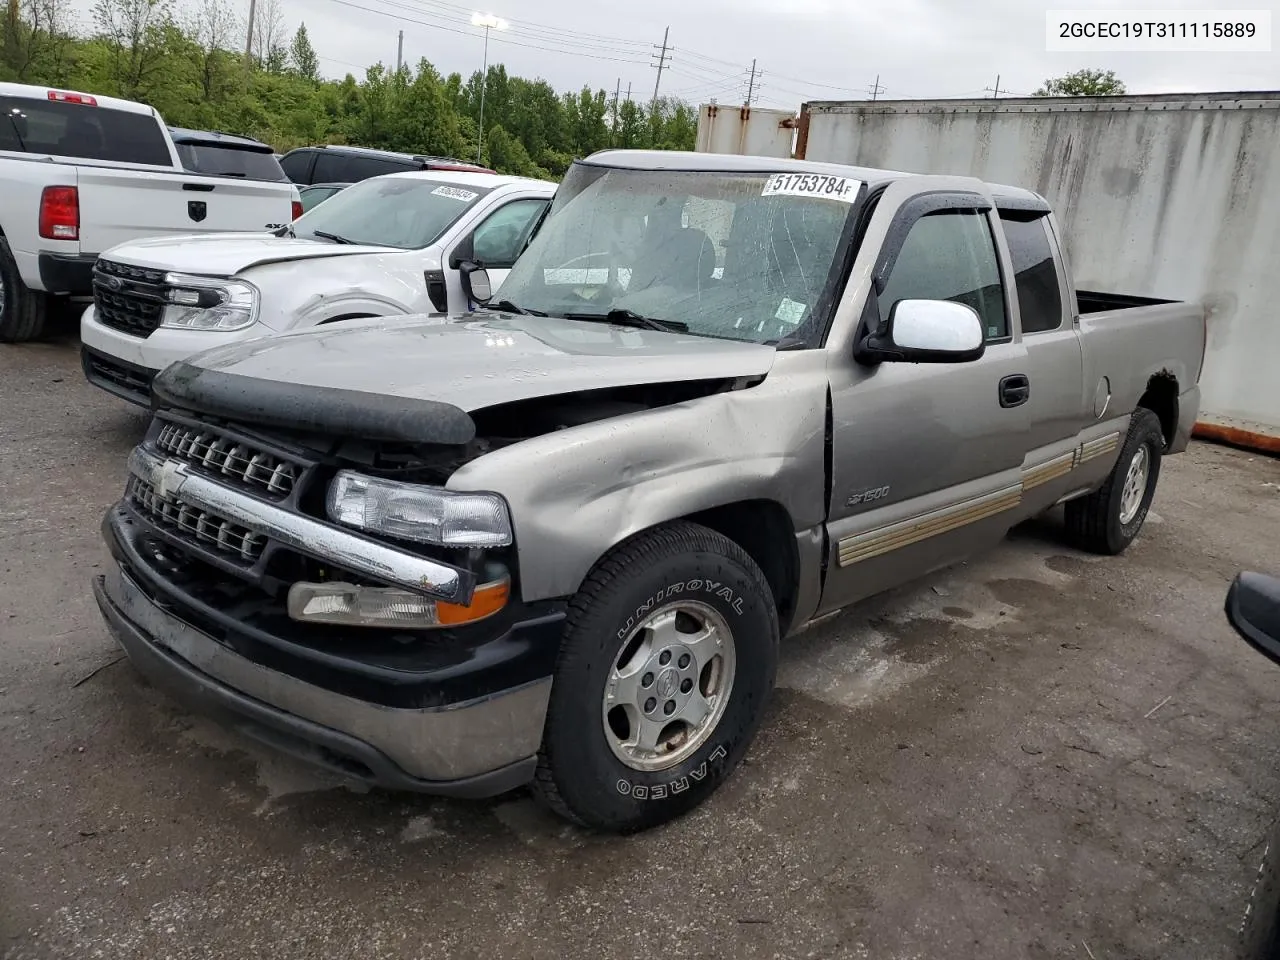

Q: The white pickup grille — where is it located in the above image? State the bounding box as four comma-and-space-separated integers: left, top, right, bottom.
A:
128, 476, 265, 563
156, 422, 297, 498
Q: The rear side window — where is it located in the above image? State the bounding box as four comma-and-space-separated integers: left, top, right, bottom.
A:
878, 209, 1009, 341
999, 214, 1063, 334
280, 149, 314, 183
175, 143, 287, 181
314, 151, 415, 183
0, 96, 171, 165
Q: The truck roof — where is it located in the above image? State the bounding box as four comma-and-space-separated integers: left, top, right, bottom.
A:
0, 81, 159, 117
167, 127, 273, 152
582, 149, 1047, 210
382, 169, 557, 191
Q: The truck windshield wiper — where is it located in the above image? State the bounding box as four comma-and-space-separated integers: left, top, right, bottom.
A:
489, 299, 547, 317
310, 229, 356, 245
566, 309, 689, 333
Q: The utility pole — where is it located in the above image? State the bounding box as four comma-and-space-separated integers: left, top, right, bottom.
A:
744, 58, 758, 107
396, 30, 404, 73
867, 74, 885, 101
611, 77, 621, 137
984, 74, 1012, 98
649, 25, 670, 134
242, 0, 256, 80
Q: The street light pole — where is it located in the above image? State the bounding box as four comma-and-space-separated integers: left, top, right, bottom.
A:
471, 12, 508, 165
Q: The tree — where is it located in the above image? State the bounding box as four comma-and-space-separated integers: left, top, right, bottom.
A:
289, 22, 317, 81
185, 0, 238, 102
91, 0, 174, 98
249, 0, 283, 70
1033, 68, 1125, 97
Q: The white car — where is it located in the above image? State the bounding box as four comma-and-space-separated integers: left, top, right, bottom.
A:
80, 170, 556, 405
0, 82, 301, 342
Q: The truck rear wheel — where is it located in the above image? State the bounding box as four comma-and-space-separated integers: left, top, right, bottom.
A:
1065, 408, 1164, 555
0, 238, 52, 343
533, 521, 779, 833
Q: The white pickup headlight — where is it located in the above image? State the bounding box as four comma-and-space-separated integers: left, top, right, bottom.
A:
160, 273, 258, 331
327, 472, 513, 547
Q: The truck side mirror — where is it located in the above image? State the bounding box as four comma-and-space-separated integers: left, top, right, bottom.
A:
1226, 571, 1280, 666
857, 299, 985, 364
458, 261, 493, 306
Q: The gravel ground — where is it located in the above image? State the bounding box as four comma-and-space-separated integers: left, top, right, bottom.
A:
2, 332, 1279, 960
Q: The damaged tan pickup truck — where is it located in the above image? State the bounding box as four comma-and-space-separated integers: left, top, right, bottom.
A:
92, 149, 1206, 832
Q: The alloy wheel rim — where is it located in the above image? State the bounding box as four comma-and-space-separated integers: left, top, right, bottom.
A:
1119, 445, 1150, 525
601, 600, 737, 772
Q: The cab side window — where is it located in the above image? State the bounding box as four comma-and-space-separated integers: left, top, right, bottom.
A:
471, 198, 550, 267
878, 209, 1008, 342
999, 214, 1064, 334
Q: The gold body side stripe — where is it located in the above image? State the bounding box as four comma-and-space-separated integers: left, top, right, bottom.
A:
838, 485, 1022, 567
834, 429, 1125, 567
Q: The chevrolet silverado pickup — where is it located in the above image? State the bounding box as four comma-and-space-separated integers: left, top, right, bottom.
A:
0, 82, 302, 342
79, 170, 555, 405
92, 150, 1206, 833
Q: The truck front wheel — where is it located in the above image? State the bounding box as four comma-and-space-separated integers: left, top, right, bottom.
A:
1065, 408, 1165, 555
0, 238, 51, 343
533, 521, 779, 832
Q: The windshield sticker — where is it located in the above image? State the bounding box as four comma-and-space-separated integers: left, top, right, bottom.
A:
775, 297, 807, 326
431, 185, 479, 202
761, 173, 861, 203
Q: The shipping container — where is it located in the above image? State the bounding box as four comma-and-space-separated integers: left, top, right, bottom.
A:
695, 93, 1280, 451
695, 104, 797, 159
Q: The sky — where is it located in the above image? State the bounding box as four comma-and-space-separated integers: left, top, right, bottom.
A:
71, 0, 1280, 107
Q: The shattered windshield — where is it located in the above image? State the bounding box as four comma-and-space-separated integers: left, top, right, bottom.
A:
495, 163, 863, 346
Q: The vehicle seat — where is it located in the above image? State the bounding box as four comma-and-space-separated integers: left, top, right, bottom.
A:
628, 220, 716, 293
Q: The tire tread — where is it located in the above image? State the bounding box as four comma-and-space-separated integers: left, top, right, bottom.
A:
532, 520, 774, 830
0, 238, 51, 343
1065, 408, 1164, 555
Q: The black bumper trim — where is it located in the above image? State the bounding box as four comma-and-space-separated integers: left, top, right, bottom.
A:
93, 574, 537, 798
81, 345, 157, 407
38, 252, 98, 296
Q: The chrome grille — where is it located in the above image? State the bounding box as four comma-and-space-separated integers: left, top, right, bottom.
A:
156, 422, 298, 498
128, 476, 265, 563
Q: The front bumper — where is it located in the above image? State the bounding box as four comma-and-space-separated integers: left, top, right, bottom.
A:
95, 507, 563, 796
81, 344, 157, 406
79, 304, 276, 382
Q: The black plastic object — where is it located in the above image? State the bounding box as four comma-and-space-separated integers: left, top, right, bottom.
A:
1225, 571, 1280, 666
151, 361, 477, 445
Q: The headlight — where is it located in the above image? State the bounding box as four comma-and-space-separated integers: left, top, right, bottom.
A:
159, 273, 258, 331
327, 471, 513, 548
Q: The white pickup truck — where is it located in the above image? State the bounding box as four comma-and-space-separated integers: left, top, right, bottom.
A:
0, 82, 302, 342
79, 170, 555, 405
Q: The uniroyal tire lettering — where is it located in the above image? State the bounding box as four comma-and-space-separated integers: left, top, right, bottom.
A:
615, 581, 745, 639
615, 745, 729, 799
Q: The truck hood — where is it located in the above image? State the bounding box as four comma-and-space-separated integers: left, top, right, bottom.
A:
101, 232, 394, 276
151, 313, 777, 445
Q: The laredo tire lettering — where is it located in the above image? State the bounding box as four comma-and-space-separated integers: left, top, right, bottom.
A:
614, 746, 730, 799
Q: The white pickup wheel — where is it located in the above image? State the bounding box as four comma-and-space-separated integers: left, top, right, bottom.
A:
533, 521, 779, 833
1066, 408, 1165, 555
0, 237, 52, 343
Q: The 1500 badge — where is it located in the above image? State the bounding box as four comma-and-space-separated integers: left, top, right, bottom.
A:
847, 485, 890, 507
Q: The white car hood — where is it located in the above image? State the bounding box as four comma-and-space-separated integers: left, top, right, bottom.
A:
99, 232, 392, 277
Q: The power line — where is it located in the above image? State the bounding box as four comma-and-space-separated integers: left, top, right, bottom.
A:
744, 58, 759, 106
318, 0, 652, 65
867, 74, 885, 101
985, 74, 1014, 97
408, 0, 652, 49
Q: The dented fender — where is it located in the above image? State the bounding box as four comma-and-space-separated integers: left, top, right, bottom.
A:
447, 351, 831, 603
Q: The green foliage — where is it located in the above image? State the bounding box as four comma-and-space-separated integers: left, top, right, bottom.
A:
0, 0, 699, 174
1033, 68, 1126, 97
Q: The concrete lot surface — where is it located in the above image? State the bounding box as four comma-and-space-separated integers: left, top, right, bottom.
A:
2, 334, 1279, 960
